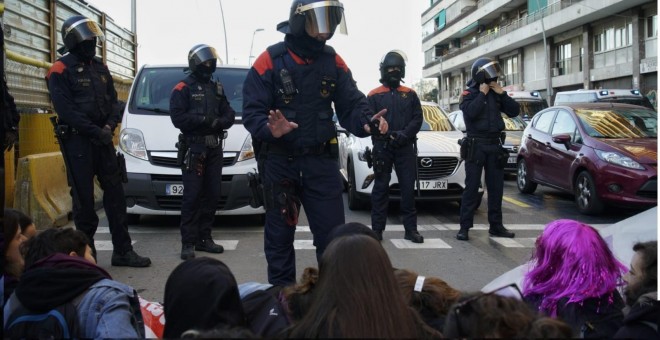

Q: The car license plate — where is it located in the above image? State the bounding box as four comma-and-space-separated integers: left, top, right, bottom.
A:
166, 184, 184, 195
507, 156, 516, 164
416, 180, 448, 190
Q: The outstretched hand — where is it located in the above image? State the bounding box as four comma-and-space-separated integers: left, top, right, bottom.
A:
364, 109, 389, 135
267, 109, 299, 138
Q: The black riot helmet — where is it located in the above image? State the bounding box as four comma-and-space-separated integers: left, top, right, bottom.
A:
187, 44, 220, 74
379, 50, 407, 82
277, 0, 347, 39
471, 57, 502, 84
60, 15, 105, 52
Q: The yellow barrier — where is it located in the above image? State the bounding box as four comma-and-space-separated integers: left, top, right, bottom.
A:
4, 149, 16, 207
18, 113, 60, 158
14, 152, 71, 228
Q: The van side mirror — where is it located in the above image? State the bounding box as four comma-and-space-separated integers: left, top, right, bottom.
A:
552, 134, 572, 150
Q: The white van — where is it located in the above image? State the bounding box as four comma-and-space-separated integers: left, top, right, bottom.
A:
506, 91, 549, 121
117, 64, 264, 222
554, 89, 654, 109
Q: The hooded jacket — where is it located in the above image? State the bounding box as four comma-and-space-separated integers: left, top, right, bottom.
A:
614, 292, 659, 339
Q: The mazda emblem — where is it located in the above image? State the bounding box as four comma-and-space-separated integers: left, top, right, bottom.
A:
420, 158, 433, 168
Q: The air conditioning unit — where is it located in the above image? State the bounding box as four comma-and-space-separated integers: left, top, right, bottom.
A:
552, 68, 560, 77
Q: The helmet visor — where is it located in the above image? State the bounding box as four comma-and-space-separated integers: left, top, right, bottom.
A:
298, 1, 347, 38
64, 18, 105, 43
478, 60, 502, 79
190, 45, 220, 65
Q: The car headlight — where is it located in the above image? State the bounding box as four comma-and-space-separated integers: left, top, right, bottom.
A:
119, 128, 148, 160
237, 136, 255, 162
595, 149, 644, 170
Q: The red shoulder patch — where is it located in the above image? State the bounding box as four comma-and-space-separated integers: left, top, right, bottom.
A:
368, 85, 389, 97
173, 82, 187, 92
45, 61, 66, 80
335, 54, 349, 73
462, 90, 470, 96
252, 51, 274, 76
398, 86, 413, 93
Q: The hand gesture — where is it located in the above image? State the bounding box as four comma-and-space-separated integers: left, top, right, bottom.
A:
267, 109, 298, 138
489, 81, 504, 94
364, 109, 388, 135
479, 83, 490, 95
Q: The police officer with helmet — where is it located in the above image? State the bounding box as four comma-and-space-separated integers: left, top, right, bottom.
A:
46, 15, 151, 267
367, 50, 424, 243
170, 44, 236, 260
456, 57, 520, 241
242, 0, 389, 286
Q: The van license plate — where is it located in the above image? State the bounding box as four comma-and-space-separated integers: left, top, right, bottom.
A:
416, 180, 448, 190
508, 156, 516, 163
166, 184, 184, 195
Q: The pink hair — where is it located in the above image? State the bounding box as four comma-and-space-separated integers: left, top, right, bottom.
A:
523, 219, 627, 313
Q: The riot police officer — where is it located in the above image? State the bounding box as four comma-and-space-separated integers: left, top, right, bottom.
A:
242, 0, 388, 286
368, 50, 424, 243
170, 44, 235, 260
46, 16, 150, 267
457, 57, 520, 241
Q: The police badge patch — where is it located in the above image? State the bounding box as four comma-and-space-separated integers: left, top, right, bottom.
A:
400, 92, 408, 99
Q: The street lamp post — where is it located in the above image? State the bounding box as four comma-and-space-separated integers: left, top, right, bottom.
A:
249, 28, 264, 66
218, 0, 229, 63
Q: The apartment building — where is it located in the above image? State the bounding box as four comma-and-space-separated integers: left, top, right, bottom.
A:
421, 0, 658, 110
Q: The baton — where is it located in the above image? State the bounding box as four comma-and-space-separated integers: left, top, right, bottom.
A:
49, 116, 82, 210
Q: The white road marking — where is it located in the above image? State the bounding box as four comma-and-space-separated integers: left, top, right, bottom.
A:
390, 238, 452, 249
293, 240, 316, 249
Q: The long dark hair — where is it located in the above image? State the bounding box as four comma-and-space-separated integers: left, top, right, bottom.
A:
288, 234, 419, 338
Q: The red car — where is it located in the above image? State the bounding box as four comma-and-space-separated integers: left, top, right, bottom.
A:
517, 103, 657, 215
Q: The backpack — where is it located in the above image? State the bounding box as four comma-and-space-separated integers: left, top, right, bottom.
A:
4, 301, 81, 339
4, 291, 86, 340
241, 286, 290, 337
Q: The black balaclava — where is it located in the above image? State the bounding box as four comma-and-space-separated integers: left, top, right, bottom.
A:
163, 257, 246, 338
71, 38, 97, 62
381, 69, 402, 89
285, 34, 326, 60
193, 61, 216, 83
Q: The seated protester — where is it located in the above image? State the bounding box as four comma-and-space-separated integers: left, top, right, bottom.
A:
3, 209, 27, 303
286, 234, 441, 338
527, 317, 574, 338
163, 257, 254, 338
614, 241, 658, 339
523, 219, 627, 338
394, 268, 461, 332
3, 228, 145, 338
444, 288, 572, 338
281, 222, 378, 324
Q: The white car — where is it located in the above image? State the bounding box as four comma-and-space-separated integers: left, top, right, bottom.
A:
117, 64, 264, 222
338, 101, 483, 210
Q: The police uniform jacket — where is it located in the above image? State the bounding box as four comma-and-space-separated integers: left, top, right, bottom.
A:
459, 79, 520, 137
243, 43, 372, 149
170, 74, 235, 136
46, 54, 120, 138
367, 85, 422, 143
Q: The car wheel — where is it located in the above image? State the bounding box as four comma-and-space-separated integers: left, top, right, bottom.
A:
347, 160, 366, 210
574, 171, 604, 215
126, 213, 140, 225
517, 159, 537, 194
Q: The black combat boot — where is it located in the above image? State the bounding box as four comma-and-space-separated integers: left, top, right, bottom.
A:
404, 230, 424, 243
181, 243, 195, 260
373, 230, 383, 241
112, 249, 152, 267
488, 225, 515, 238
456, 228, 469, 241
195, 238, 224, 253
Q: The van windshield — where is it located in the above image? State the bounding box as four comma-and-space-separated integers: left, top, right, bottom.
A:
131, 67, 248, 117
519, 100, 549, 120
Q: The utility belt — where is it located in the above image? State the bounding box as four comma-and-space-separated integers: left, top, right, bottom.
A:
265, 141, 331, 157
185, 131, 228, 148
467, 132, 506, 145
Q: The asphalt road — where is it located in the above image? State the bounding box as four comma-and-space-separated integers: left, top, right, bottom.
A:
89, 177, 642, 303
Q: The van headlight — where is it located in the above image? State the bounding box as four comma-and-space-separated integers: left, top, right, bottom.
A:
595, 150, 644, 170
237, 136, 255, 162
119, 128, 148, 160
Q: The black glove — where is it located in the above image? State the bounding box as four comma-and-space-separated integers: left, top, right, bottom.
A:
98, 127, 114, 145
4, 130, 18, 151
389, 131, 408, 148
203, 116, 220, 130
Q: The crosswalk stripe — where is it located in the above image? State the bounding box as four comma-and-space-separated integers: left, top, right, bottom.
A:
390, 238, 452, 249
94, 240, 136, 251
490, 237, 535, 248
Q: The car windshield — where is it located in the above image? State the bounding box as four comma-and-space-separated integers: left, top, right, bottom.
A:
421, 104, 454, 131
130, 66, 247, 117
576, 108, 657, 138
598, 98, 656, 110
518, 100, 549, 119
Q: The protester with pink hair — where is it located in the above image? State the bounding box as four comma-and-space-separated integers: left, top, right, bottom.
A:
523, 219, 627, 338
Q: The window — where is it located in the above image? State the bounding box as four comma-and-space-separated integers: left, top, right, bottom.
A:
556, 43, 571, 75
648, 15, 657, 38
551, 110, 580, 143
501, 55, 519, 86
533, 110, 556, 134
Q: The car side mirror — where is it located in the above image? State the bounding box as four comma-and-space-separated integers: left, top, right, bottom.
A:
552, 134, 572, 150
